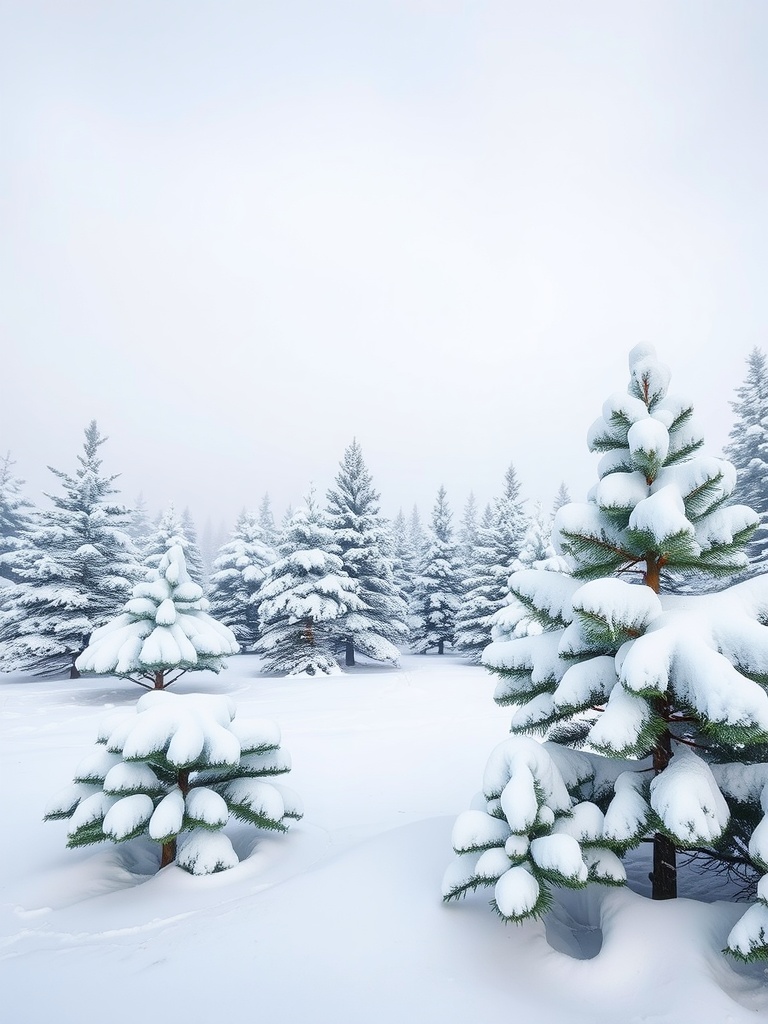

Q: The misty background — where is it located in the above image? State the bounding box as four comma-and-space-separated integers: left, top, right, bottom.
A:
2, 1, 767, 533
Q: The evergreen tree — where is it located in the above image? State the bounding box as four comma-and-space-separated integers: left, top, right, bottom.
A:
454, 504, 497, 662
389, 509, 412, 601
459, 492, 480, 567
0, 452, 32, 584
208, 509, 275, 650
45, 690, 302, 873
258, 493, 280, 549
144, 504, 205, 585
552, 481, 571, 515
454, 465, 528, 663
0, 422, 142, 677
199, 516, 230, 583
182, 507, 206, 584
325, 440, 407, 666
410, 487, 464, 655
127, 493, 153, 562
76, 544, 239, 689
407, 504, 427, 569
255, 491, 365, 676
724, 347, 768, 571
488, 501, 570, 644
445, 345, 768, 961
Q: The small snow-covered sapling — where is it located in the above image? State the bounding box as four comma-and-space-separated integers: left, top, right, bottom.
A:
45, 691, 302, 874
75, 545, 239, 690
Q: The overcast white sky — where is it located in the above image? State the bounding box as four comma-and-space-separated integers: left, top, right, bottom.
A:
2, 1, 767, 533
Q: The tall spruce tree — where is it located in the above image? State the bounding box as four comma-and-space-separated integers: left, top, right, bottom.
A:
0, 452, 32, 584
0, 422, 142, 677
724, 347, 768, 572
208, 509, 275, 650
454, 504, 497, 662
552, 481, 571, 515
127, 494, 153, 563
454, 465, 528, 662
325, 440, 407, 666
258, 493, 280, 549
389, 509, 412, 603
445, 346, 768, 960
410, 486, 464, 655
459, 492, 480, 567
255, 491, 364, 676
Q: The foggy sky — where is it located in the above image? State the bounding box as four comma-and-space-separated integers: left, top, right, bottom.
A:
2, 1, 767, 533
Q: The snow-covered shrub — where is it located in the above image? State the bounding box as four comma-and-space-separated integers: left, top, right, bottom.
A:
75, 545, 239, 689
443, 737, 626, 920
446, 344, 768, 961
45, 691, 302, 874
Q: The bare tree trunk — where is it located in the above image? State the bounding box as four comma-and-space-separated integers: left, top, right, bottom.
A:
154, 670, 165, 689
160, 839, 176, 868
345, 640, 355, 667
438, 639, 444, 655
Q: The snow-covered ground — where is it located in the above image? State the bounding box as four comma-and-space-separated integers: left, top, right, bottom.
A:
2, 654, 767, 1023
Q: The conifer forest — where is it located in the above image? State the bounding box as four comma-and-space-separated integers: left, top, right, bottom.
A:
3, 5, 768, 1024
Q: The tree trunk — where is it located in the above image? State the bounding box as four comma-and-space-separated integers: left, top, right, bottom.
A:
159, 769, 189, 870
160, 839, 176, 868
651, 715, 677, 899
345, 640, 355, 667
645, 554, 677, 900
70, 662, 80, 679
438, 639, 444, 655
153, 670, 166, 689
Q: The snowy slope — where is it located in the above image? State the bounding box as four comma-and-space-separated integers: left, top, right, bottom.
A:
1, 656, 767, 1023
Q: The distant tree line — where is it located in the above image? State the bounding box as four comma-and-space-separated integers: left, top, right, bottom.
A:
1, 348, 767, 678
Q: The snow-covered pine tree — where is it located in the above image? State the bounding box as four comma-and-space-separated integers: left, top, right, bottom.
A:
208, 509, 275, 650
454, 505, 497, 662
487, 501, 570, 644
389, 509, 413, 603
199, 517, 229, 583
325, 440, 407, 666
552, 481, 571, 515
724, 347, 768, 572
258, 493, 280, 550
408, 505, 427, 570
181, 507, 206, 584
454, 466, 528, 662
459, 492, 480, 568
410, 486, 464, 655
127, 494, 153, 562
45, 690, 302, 873
0, 422, 142, 677
76, 545, 239, 689
0, 452, 32, 584
144, 503, 205, 585
255, 491, 365, 676
445, 345, 768, 961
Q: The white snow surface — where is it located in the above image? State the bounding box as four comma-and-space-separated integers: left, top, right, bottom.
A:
3, 655, 767, 1023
